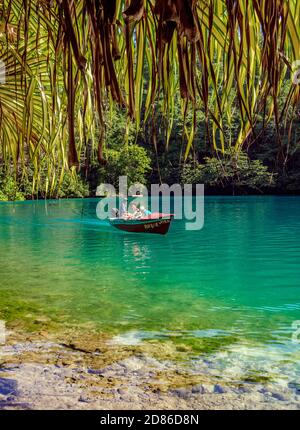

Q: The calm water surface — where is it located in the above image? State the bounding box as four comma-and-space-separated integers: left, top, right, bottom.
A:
1, 197, 300, 380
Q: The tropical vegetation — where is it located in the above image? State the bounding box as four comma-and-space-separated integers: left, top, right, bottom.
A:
0, 0, 300, 199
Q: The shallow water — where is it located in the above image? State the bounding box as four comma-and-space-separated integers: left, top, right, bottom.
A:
1, 197, 300, 383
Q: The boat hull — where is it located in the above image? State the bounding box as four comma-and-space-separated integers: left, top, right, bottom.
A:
109, 214, 173, 235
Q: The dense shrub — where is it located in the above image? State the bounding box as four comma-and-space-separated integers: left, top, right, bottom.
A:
0, 168, 90, 201
182, 151, 275, 193
56, 172, 90, 199
0, 172, 25, 201
97, 144, 152, 189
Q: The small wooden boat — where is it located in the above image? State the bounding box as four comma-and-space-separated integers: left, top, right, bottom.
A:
109, 213, 173, 235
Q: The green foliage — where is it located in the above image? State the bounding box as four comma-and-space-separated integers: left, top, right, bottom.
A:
0, 172, 25, 201
98, 145, 152, 189
22, 168, 90, 199
0, 168, 89, 201
182, 151, 275, 193
56, 172, 90, 199
0, 190, 8, 201
1, 0, 300, 197
105, 108, 136, 149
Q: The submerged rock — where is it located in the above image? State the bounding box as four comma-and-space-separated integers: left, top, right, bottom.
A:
214, 384, 227, 394
87, 369, 104, 376
78, 395, 92, 403
191, 385, 206, 394
199, 383, 215, 394
288, 382, 300, 395
0, 378, 18, 396
172, 388, 191, 399
271, 392, 288, 401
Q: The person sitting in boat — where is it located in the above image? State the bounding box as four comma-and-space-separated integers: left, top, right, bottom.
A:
130, 203, 143, 219
111, 208, 119, 218
140, 206, 152, 217
119, 198, 128, 218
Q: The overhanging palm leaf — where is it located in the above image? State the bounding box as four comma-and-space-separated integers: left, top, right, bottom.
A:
0, 0, 299, 192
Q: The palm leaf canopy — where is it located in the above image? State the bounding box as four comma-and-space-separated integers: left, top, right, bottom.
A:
0, 0, 299, 193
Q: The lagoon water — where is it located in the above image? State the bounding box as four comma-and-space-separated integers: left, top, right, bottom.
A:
1, 197, 300, 385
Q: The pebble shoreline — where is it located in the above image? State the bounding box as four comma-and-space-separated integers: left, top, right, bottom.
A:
0, 333, 300, 410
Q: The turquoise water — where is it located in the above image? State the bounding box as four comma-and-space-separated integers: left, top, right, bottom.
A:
1, 197, 300, 380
